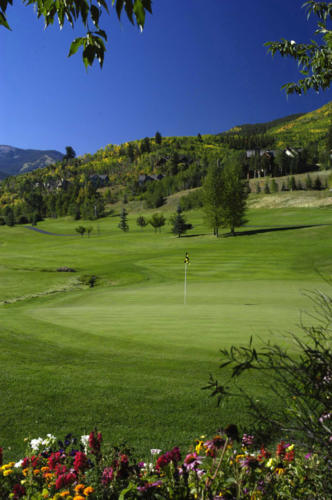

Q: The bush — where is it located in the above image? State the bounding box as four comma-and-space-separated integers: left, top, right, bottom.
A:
204, 290, 332, 455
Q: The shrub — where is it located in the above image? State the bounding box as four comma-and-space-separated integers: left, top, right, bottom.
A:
204, 290, 332, 455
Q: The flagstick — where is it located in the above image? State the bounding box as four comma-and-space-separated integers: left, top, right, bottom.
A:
184, 262, 187, 305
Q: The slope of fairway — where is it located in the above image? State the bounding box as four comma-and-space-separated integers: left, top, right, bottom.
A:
0, 206, 331, 457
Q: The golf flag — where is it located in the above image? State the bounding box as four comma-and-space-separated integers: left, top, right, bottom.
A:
184, 252, 190, 264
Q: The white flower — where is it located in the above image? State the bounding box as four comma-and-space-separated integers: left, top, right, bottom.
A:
150, 449, 162, 455
290, 40, 296, 45
30, 438, 43, 451
14, 459, 23, 468
81, 435, 90, 452
42, 434, 57, 448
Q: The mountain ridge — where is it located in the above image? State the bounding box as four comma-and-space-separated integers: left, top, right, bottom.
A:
0, 145, 63, 177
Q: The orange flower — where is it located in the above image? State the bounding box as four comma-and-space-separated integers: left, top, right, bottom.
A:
33, 469, 41, 475
60, 491, 70, 497
74, 484, 85, 493
22, 468, 29, 477
41, 466, 50, 472
44, 472, 54, 481
83, 486, 94, 496
73, 496, 85, 500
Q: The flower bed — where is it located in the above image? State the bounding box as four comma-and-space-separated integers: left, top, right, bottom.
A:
0, 429, 330, 499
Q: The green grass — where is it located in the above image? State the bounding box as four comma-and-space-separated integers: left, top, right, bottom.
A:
0, 206, 331, 458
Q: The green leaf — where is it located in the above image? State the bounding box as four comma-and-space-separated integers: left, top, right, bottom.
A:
68, 37, 84, 57
133, 0, 145, 28
90, 4, 100, 26
0, 11, 11, 30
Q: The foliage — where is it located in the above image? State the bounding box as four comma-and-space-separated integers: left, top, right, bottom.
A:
204, 290, 332, 454
0, 430, 331, 499
265, 1, 332, 94
170, 207, 191, 238
136, 215, 147, 228
75, 225, 86, 237
149, 213, 166, 232
203, 155, 248, 236
0, 1, 152, 68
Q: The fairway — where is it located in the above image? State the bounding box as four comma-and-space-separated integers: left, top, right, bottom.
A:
0, 206, 331, 458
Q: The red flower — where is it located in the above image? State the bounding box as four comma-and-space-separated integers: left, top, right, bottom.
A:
102, 466, 114, 485
89, 430, 102, 454
276, 441, 288, 458
55, 472, 76, 490
285, 449, 295, 462
12, 484, 26, 499
48, 452, 62, 470
21, 455, 41, 469
74, 451, 88, 472
155, 447, 181, 470
258, 446, 271, 461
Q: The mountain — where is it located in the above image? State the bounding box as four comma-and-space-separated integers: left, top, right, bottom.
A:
0, 145, 64, 177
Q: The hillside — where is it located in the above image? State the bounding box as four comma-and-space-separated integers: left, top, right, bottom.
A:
223, 101, 331, 150
270, 101, 332, 149
0, 145, 64, 177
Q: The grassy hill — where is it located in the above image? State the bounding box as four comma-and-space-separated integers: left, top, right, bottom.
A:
0, 202, 331, 458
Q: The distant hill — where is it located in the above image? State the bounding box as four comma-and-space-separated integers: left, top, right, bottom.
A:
0, 145, 63, 177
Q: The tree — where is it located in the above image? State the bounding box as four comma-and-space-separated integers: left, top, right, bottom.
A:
202, 164, 224, 237
136, 215, 147, 228
149, 213, 166, 232
0, 0, 152, 69
203, 155, 248, 237
118, 208, 129, 232
76, 225, 86, 237
64, 146, 76, 161
218, 159, 248, 236
155, 131, 162, 145
170, 206, 191, 238
86, 226, 93, 237
266, 1, 332, 94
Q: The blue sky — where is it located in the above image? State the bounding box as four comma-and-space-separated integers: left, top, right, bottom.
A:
1, 0, 331, 156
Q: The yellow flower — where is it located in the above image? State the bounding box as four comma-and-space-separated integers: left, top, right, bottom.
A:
74, 484, 85, 493
275, 467, 285, 476
235, 454, 246, 462
266, 458, 274, 468
195, 441, 204, 453
3, 469, 13, 476
286, 444, 294, 451
83, 486, 94, 496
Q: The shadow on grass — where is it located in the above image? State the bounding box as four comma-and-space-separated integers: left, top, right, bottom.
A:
223, 224, 329, 237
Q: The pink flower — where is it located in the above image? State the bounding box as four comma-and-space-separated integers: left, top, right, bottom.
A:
183, 452, 204, 471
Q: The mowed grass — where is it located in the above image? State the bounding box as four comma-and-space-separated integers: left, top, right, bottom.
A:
0, 206, 331, 458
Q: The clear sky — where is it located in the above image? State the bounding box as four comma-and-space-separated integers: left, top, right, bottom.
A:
1, 0, 331, 156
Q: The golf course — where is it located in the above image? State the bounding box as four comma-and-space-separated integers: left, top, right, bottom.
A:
0, 200, 331, 459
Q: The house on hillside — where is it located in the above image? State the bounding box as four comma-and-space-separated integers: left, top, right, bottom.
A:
89, 174, 110, 188
138, 173, 165, 186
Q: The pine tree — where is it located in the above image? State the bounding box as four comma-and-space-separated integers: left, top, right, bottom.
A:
170, 208, 189, 238
118, 208, 129, 232
155, 131, 162, 145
